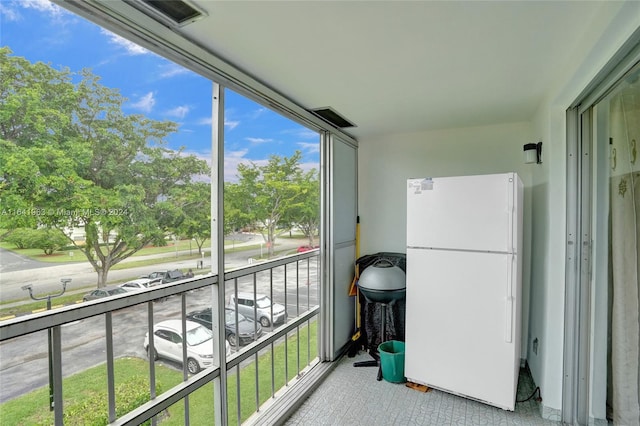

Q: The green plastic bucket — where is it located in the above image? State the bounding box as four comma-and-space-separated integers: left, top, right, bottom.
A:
378, 340, 406, 383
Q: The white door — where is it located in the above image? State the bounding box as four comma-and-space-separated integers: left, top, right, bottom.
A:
407, 173, 517, 253
405, 248, 520, 411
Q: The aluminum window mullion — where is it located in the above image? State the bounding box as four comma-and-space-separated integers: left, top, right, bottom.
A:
270, 269, 275, 398
212, 81, 227, 426
235, 364, 241, 425
181, 293, 190, 425
577, 110, 593, 426
307, 258, 311, 365
319, 130, 331, 362
563, 106, 595, 425
283, 265, 287, 326
234, 278, 239, 351
254, 351, 259, 412
106, 312, 116, 423
52, 325, 63, 425
296, 261, 300, 375
147, 302, 157, 426
284, 264, 289, 385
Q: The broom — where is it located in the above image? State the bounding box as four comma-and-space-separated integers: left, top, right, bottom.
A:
348, 216, 362, 356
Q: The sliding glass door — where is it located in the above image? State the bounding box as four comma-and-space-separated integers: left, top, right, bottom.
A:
567, 61, 640, 425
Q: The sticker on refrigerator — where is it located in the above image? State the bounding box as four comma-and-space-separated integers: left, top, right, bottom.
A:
408, 178, 433, 194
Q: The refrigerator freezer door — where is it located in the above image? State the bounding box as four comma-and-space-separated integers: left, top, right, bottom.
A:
404, 248, 521, 411
407, 173, 517, 253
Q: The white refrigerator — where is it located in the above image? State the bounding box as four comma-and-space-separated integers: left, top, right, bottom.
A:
404, 172, 523, 411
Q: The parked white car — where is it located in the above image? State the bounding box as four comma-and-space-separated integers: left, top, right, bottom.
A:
119, 278, 154, 292
143, 320, 231, 374
227, 292, 287, 327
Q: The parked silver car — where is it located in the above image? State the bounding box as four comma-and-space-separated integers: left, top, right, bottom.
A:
143, 320, 231, 374
119, 278, 154, 292
227, 292, 286, 327
82, 285, 127, 302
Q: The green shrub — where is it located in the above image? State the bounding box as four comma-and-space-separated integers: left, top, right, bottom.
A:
4, 228, 37, 249
32, 228, 68, 255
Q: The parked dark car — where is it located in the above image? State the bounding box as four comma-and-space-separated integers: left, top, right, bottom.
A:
141, 269, 185, 285
187, 307, 263, 346
83, 285, 127, 302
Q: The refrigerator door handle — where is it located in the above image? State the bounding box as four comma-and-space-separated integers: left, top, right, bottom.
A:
507, 176, 515, 252
505, 297, 514, 343
505, 254, 515, 343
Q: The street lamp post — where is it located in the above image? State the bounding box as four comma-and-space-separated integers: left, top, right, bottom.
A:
22, 278, 69, 412
174, 235, 178, 258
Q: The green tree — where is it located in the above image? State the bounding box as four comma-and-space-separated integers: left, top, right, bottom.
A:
285, 168, 319, 246
0, 48, 209, 286
223, 182, 252, 236
175, 182, 211, 255
225, 151, 308, 257
0, 47, 77, 236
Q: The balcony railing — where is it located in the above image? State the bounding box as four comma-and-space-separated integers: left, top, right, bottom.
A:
0, 250, 320, 425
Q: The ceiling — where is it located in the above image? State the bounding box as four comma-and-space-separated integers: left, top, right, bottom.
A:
104, 1, 611, 139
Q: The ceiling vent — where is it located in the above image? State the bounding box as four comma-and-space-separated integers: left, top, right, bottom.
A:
309, 107, 356, 129
127, 0, 207, 27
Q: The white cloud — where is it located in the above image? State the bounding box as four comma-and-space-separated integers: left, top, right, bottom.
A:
282, 128, 319, 140
159, 63, 191, 78
0, 4, 21, 21
196, 117, 212, 126
194, 118, 240, 129
299, 161, 320, 173
7, 0, 71, 22
250, 107, 267, 119
130, 92, 156, 113
246, 137, 273, 144
20, 0, 64, 16
225, 120, 240, 130
165, 105, 190, 119
100, 28, 149, 56
298, 142, 320, 153
224, 149, 251, 182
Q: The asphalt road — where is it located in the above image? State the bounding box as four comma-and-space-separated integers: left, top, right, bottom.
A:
0, 242, 319, 403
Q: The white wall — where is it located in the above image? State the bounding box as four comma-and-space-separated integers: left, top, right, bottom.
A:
358, 120, 535, 360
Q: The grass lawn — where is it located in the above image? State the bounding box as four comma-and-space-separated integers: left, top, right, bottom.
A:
0, 321, 318, 425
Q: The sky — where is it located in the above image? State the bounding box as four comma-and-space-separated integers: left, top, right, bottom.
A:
0, 0, 320, 181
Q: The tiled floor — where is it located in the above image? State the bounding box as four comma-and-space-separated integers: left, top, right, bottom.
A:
285, 352, 558, 425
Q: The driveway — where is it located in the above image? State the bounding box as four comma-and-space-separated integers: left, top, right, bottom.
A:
0, 247, 52, 273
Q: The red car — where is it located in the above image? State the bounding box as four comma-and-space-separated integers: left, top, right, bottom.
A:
297, 245, 319, 253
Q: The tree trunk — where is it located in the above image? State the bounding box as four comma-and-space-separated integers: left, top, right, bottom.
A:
95, 255, 112, 288
96, 268, 108, 288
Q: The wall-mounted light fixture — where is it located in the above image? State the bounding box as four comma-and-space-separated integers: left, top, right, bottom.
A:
524, 142, 543, 164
